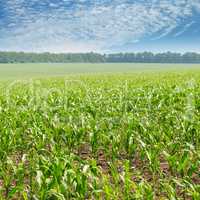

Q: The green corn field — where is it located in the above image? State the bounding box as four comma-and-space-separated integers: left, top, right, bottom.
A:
0, 66, 200, 199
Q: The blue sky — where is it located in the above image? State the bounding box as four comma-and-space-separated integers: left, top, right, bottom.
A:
0, 0, 200, 53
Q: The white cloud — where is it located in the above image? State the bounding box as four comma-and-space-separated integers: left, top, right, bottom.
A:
174, 21, 195, 37
0, 0, 200, 52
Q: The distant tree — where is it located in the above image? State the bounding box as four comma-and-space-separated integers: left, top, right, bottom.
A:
0, 51, 200, 63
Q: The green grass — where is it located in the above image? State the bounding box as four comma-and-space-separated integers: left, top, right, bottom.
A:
0, 63, 200, 80
0, 64, 200, 199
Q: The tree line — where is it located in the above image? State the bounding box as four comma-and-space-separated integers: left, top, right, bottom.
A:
1, 51, 200, 63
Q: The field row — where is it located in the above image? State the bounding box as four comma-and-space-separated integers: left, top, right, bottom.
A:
0, 72, 200, 199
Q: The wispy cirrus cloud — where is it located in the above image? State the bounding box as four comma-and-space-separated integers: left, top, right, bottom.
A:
173, 21, 195, 37
0, 0, 200, 52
